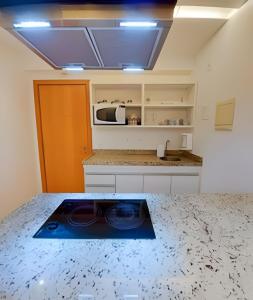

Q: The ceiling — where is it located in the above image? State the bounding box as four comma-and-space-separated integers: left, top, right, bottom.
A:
1, 2, 175, 70
0, 0, 248, 71
0, 0, 245, 8
155, 0, 247, 69
177, 0, 247, 8
0, 0, 176, 7
155, 18, 226, 69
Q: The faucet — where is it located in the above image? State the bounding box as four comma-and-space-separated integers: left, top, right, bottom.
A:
165, 139, 170, 154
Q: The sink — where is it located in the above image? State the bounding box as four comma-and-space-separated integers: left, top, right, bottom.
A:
160, 156, 181, 162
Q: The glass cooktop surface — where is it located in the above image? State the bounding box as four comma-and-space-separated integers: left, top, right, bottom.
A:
34, 199, 156, 239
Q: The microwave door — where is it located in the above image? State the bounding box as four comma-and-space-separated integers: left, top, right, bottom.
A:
96, 107, 117, 123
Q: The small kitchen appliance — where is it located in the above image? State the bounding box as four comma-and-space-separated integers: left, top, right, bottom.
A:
93, 104, 125, 125
180, 133, 193, 151
33, 199, 156, 239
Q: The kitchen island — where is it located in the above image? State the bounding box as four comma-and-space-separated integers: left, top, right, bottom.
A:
0, 193, 252, 300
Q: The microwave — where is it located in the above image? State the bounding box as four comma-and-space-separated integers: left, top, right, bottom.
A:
93, 104, 126, 125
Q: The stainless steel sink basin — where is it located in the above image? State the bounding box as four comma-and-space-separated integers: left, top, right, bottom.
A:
160, 156, 182, 162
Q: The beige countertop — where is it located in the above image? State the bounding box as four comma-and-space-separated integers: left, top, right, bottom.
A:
83, 150, 202, 166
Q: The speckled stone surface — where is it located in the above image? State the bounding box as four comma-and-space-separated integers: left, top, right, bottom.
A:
0, 193, 253, 300
83, 150, 202, 166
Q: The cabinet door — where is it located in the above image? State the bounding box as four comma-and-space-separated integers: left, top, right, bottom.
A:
86, 175, 115, 186
171, 176, 200, 194
143, 175, 171, 193
116, 175, 143, 193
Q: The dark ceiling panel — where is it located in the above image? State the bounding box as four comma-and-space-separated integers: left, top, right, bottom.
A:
89, 28, 161, 69
0, 0, 177, 7
16, 28, 101, 68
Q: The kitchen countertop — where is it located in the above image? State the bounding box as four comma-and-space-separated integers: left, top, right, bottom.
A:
0, 193, 252, 300
83, 150, 202, 166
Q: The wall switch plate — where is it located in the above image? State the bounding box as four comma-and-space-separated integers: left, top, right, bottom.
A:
200, 105, 209, 120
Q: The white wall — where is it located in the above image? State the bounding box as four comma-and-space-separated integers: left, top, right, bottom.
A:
194, 0, 253, 192
93, 127, 191, 150
0, 28, 40, 220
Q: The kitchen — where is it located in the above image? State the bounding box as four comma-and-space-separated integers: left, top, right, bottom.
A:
0, 0, 253, 299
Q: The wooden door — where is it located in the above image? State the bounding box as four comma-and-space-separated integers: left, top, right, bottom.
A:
34, 80, 92, 192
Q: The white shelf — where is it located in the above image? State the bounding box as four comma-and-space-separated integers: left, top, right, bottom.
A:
143, 125, 193, 128
92, 102, 142, 107
93, 103, 192, 108
93, 125, 193, 129
125, 104, 142, 107
144, 83, 195, 88
91, 82, 196, 129
92, 125, 142, 128
144, 104, 194, 108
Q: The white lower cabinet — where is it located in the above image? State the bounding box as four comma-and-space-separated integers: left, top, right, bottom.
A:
116, 175, 143, 193
85, 174, 115, 193
171, 175, 200, 194
85, 186, 115, 193
143, 175, 171, 193
84, 165, 201, 194
86, 174, 115, 186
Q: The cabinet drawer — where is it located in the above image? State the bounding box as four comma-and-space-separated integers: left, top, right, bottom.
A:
86, 175, 115, 186
85, 186, 115, 193
171, 176, 200, 194
143, 175, 171, 193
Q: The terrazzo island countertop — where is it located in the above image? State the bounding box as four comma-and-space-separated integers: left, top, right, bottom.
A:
83, 150, 202, 166
0, 193, 253, 300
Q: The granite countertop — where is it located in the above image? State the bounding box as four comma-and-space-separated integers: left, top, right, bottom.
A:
83, 150, 202, 166
0, 193, 252, 300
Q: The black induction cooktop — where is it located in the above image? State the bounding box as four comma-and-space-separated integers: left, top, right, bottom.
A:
33, 199, 156, 239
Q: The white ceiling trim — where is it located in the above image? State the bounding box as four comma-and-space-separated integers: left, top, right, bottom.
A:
177, 0, 247, 9
174, 6, 238, 19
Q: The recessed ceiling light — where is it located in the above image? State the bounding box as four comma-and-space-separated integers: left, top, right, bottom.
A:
13, 21, 51, 28
173, 6, 238, 19
63, 66, 84, 71
120, 21, 157, 28
123, 67, 144, 72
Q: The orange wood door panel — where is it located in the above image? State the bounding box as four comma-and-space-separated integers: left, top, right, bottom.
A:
35, 81, 92, 192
